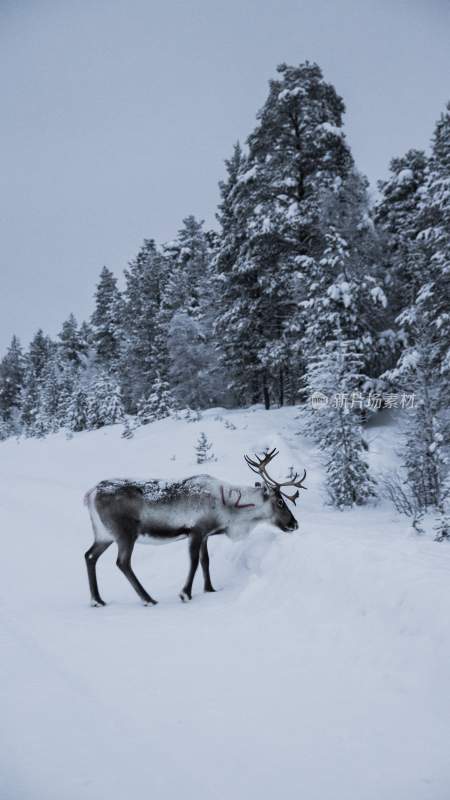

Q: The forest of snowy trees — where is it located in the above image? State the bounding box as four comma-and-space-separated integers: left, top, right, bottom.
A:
1, 62, 449, 526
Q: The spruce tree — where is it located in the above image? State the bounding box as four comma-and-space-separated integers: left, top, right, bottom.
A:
55, 361, 81, 428
20, 371, 40, 434
103, 381, 125, 425
375, 149, 428, 319
120, 239, 168, 411
379, 102, 450, 525
304, 340, 376, 508
297, 225, 388, 393
0, 335, 25, 434
28, 329, 53, 379
167, 310, 217, 409
79, 320, 92, 349
37, 349, 65, 434
20, 330, 54, 436
214, 62, 354, 408
416, 103, 450, 396
58, 314, 88, 366
30, 401, 53, 438
164, 217, 219, 408
375, 105, 450, 407
0, 416, 12, 441
91, 266, 123, 373
121, 415, 134, 439
163, 216, 210, 318
384, 318, 447, 515
65, 386, 90, 433
196, 432, 215, 464
136, 374, 175, 425
87, 374, 125, 428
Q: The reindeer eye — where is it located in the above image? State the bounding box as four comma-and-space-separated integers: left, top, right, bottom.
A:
277, 499, 284, 508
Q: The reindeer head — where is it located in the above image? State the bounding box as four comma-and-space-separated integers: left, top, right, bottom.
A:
244, 448, 307, 532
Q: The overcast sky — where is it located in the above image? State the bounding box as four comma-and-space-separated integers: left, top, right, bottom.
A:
1, 0, 450, 352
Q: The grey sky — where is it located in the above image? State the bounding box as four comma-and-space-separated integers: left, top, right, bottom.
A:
1, 0, 450, 352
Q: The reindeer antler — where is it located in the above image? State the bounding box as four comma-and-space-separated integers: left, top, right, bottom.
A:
244, 447, 279, 482
272, 469, 308, 504
244, 449, 307, 505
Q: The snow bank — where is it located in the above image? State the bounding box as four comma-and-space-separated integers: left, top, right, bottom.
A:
1, 406, 449, 800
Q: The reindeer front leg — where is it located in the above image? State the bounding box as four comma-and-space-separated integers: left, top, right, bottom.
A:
179, 533, 202, 602
200, 538, 215, 593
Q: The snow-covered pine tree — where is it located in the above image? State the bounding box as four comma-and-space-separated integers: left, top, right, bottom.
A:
297, 224, 388, 398
375, 149, 428, 320
29, 401, 53, 438
121, 415, 134, 439
103, 380, 125, 426
136, 374, 174, 425
375, 105, 450, 405
164, 217, 220, 408
403, 403, 447, 514
213, 140, 265, 405
19, 371, 40, 435
384, 316, 448, 525
91, 266, 123, 374
378, 103, 450, 534
0, 335, 24, 437
120, 239, 168, 412
48, 316, 90, 435
195, 432, 215, 464
58, 314, 88, 366
55, 359, 82, 429
0, 415, 13, 441
35, 348, 66, 435
79, 320, 92, 350
20, 330, 54, 436
167, 310, 216, 409
28, 329, 53, 378
415, 102, 450, 402
65, 386, 90, 433
215, 141, 244, 267
86, 376, 104, 430
214, 62, 355, 408
87, 374, 125, 429
163, 216, 210, 318
304, 340, 376, 508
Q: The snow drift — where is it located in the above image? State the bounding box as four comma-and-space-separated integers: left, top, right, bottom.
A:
0, 406, 449, 800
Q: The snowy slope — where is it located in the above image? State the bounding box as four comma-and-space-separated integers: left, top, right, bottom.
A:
1, 406, 449, 800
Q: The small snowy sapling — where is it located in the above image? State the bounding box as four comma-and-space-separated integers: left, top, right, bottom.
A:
196, 432, 216, 464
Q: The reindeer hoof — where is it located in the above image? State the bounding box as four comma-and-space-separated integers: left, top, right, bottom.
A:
179, 590, 191, 602
90, 599, 106, 607
143, 599, 158, 606
204, 586, 216, 593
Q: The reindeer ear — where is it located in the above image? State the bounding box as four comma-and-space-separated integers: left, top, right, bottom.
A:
255, 480, 269, 498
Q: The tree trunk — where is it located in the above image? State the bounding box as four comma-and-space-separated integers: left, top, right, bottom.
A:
279, 367, 284, 407
262, 372, 270, 410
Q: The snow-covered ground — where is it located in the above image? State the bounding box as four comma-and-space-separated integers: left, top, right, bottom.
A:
1, 406, 449, 800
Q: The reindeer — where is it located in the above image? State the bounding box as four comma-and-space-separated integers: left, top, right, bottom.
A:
84, 449, 306, 606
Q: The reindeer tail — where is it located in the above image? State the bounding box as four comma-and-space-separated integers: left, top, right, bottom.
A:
83, 486, 96, 507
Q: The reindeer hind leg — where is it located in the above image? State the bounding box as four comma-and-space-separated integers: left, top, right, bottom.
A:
85, 541, 112, 606
116, 537, 158, 606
